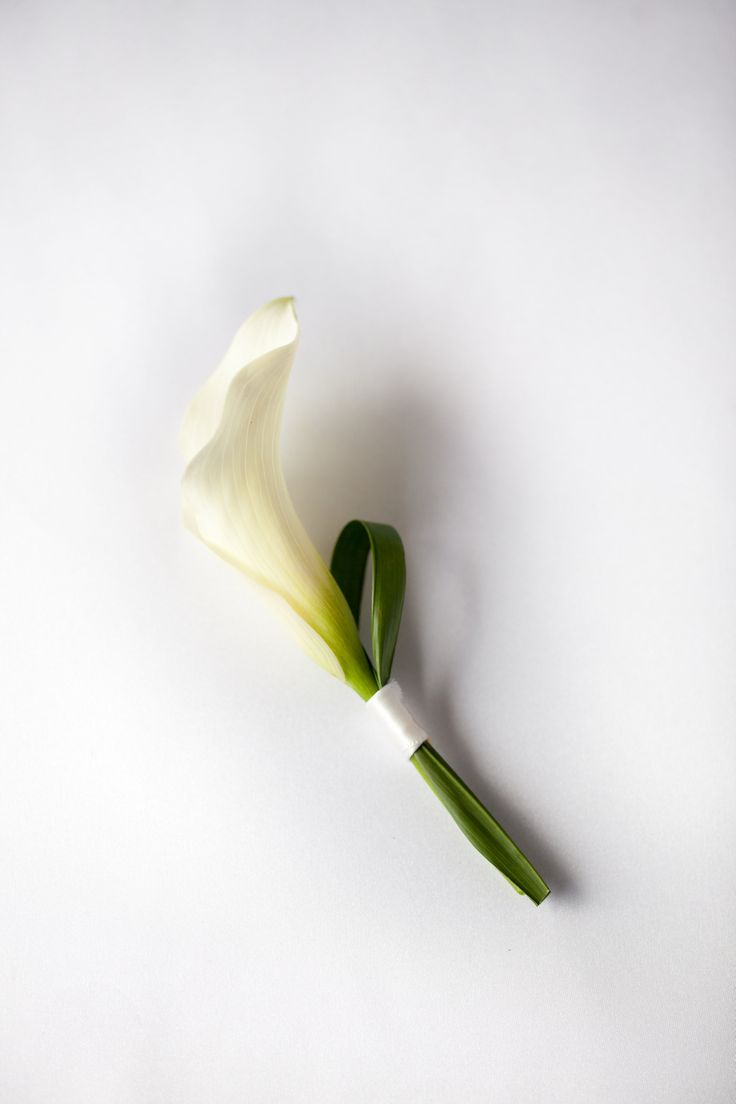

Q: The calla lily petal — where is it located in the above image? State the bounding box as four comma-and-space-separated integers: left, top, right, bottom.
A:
180, 297, 377, 699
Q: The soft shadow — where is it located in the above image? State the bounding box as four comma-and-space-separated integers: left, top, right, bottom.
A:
288, 390, 576, 902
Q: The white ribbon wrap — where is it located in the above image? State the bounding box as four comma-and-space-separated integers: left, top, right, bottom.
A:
366, 681, 428, 758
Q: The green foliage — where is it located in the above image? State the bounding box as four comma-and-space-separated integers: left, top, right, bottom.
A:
412, 743, 550, 904
330, 519, 405, 688
331, 519, 550, 905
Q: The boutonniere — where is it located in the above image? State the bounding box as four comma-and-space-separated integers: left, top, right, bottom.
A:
181, 297, 549, 904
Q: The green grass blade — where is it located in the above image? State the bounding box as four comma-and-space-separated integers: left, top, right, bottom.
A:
330, 520, 406, 687
331, 519, 550, 903
411, 742, 550, 905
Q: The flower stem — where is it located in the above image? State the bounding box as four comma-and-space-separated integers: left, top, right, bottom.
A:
411, 742, 550, 905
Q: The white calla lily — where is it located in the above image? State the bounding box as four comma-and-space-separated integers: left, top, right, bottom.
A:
180, 297, 377, 699
179, 297, 551, 904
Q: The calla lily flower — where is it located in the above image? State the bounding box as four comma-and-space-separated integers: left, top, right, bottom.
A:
180, 297, 551, 905
180, 297, 376, 699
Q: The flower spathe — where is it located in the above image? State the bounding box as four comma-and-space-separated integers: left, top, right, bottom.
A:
180, 297, 377, 699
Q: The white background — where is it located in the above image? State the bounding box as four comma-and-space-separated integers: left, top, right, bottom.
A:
1, 2, 735, 1101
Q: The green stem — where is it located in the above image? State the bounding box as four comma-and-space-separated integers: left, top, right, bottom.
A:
411, 742, 550, 905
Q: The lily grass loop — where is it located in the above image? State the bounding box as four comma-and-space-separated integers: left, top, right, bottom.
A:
329, 518, 550, 904
330, 520, 406, 689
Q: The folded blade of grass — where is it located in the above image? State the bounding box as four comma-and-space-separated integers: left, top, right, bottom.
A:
330, 519, 405, 687
331, 518, 550, 904
412, 742, 550, 905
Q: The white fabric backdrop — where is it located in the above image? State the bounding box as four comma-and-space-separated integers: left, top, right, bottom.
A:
1, 2, 734, 1100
